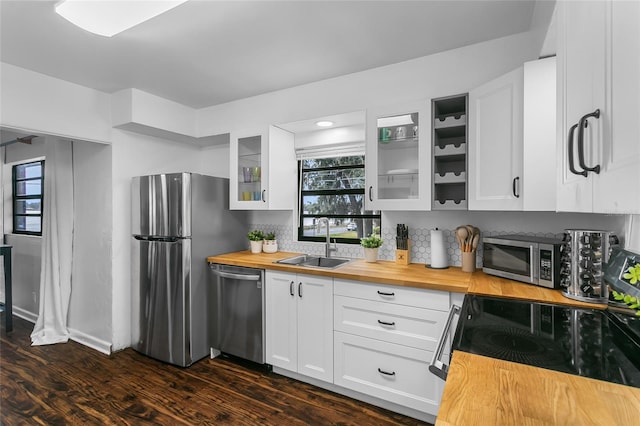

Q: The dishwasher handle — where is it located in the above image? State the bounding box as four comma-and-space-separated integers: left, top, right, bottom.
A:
428, 304, 461, 381
209, 268, 261, 281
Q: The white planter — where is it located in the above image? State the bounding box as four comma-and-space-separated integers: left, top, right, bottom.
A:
363, 247, 379, 263
249, 240, 263, 254
263, 240, 278, 253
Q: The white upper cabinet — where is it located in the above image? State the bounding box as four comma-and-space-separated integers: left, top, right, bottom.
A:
468, 58, 557, 211
557, 0, 640, 214
230, 125, 296, 210
468, 67, 524, 210
365, 101, 431, 211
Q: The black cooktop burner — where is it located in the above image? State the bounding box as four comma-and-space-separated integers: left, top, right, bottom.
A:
463, 325, 568, 367
452, 295, 640, 387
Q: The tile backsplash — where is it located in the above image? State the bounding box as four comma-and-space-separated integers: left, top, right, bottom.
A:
249, 224, 563, 267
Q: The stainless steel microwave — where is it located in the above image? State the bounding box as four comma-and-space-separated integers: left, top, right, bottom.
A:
482, 235, 563, 288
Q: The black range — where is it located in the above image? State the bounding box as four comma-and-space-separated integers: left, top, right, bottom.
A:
451, 295, 640, 388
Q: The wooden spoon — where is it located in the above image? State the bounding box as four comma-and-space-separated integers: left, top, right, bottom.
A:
456, 226, 469, 252
465, 225, 475, 251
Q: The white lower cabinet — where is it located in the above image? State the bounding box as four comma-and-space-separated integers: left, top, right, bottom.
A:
265, 271, 334, 383
333, 279, 453, 417
334, 332, 443, 414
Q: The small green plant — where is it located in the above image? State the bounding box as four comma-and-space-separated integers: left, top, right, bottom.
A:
247, 230, 264, 241
264, 232, 276, 241
611, 290, 640, 316
360, 234, 383, 248
623, 262, 640, 285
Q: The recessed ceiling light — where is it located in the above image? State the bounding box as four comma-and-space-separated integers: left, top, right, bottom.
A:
55, 0, 189, 37
316, 121, 334, 127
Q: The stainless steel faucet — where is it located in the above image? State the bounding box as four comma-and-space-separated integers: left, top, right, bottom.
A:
318, 217, 337, 258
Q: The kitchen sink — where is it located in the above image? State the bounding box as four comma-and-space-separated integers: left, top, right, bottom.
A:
275, 254, 351, 269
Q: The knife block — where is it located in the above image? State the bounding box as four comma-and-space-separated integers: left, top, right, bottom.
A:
395, 240, 411, 265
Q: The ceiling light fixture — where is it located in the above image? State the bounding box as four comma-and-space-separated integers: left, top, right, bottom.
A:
315, 121, 334, 127
55, 0, 189, 37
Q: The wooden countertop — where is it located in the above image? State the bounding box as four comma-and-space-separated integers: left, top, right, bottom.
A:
436, 351, 640, 426
207, 250, 601, 308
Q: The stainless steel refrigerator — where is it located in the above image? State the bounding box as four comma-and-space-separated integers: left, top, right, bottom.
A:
131, 173, 248, 367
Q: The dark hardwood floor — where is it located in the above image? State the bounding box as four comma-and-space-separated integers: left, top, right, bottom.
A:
1, 314, 431, 425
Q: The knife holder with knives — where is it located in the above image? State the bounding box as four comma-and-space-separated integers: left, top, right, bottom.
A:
396, 224, 410, 265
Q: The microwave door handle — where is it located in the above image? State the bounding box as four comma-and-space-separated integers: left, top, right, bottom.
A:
429, 304, 461, 381
530, 245, 539, 284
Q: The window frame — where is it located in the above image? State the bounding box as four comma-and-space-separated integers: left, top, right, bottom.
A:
297, 157, 380, 244
12, 160, 45, 236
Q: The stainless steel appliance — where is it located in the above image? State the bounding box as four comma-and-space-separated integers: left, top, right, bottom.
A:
430, 295, 640, 387
209, 264, 265, 364
131, 173, 248, 367
482, 234, 563, 288
561, 229, 619, 304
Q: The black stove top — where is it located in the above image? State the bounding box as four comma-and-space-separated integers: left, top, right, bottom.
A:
452, 295, 640, 388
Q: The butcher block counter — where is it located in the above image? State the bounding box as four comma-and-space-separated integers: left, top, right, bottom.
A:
436, 351, 640, 426
206, 250, 602, 308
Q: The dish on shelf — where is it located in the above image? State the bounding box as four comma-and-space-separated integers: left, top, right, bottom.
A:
387, 169, 419, 175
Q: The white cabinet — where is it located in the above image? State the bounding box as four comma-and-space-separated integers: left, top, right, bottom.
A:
557, 0, 640, 214
365, 101, 431, 210
230, 125, 296, 210
333, 279, 453, 416
469, 57, 556, 211
265, 271, 333, 383
469, 67, 524, 210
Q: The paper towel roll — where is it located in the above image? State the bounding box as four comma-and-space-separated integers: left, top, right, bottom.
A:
430, 229, 448, 269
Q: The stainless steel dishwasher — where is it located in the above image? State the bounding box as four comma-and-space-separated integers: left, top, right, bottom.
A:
208, 263, 265, 364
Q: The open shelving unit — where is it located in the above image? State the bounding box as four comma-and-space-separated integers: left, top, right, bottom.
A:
432, 94, 468, 210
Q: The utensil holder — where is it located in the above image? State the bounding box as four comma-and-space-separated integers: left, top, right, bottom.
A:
395, 240, 410, 265
461, 251, 476, 272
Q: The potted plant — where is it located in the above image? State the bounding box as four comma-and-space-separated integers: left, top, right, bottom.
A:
361, 234, 383, 263
262, 232, 278, 253
247, 230, 265, 254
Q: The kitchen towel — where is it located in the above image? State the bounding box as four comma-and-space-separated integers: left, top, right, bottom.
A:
430, 229, 448, 269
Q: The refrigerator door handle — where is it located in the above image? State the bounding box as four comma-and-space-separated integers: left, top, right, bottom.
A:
133, 235, 180, 243
210, 269, 262, 281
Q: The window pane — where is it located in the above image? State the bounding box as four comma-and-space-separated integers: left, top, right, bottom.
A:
14, 199, 42, 214
15, 180, 42, 196
301, 217, 380, 238
14, 216, 40, 233
15, 162, 42, 179
302, 168, 365, 191
302, 194, 365, 216
302, 156, 364, 170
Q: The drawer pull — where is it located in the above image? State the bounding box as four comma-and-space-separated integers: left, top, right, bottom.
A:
377, 319, 396, 327
377, 368, 396, 376
377, 290, 395, 297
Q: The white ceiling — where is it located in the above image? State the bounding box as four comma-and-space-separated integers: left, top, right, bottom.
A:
1, 0, 540, 111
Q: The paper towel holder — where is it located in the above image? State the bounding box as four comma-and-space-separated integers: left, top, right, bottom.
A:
426, 228, 449, 269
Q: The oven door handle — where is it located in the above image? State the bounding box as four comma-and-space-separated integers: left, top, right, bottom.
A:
429, 304, 461, 381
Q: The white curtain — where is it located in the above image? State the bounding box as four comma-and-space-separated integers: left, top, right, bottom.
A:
625, 214, 640, 253
31, 139, 74, 346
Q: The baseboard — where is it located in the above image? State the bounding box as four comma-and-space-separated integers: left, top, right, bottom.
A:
68, 327, 112, 355
11, 308, 112, 355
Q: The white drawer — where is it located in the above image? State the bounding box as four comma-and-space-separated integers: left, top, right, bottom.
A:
334, 279, 450, 311
334, 331, 443, 415
334, 295, 449, 351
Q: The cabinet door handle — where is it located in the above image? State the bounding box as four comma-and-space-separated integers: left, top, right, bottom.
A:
568, 122, 588, 177
512, 177, 520, 198
577, 109, 601, 175
298, 282, 302, 298
377, 319, 396, 327
377, 368, 396, 376
377, 290, 395, 297
261, 189, 267, 202
368, 186, 373, 202
289, 281, 294, 296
